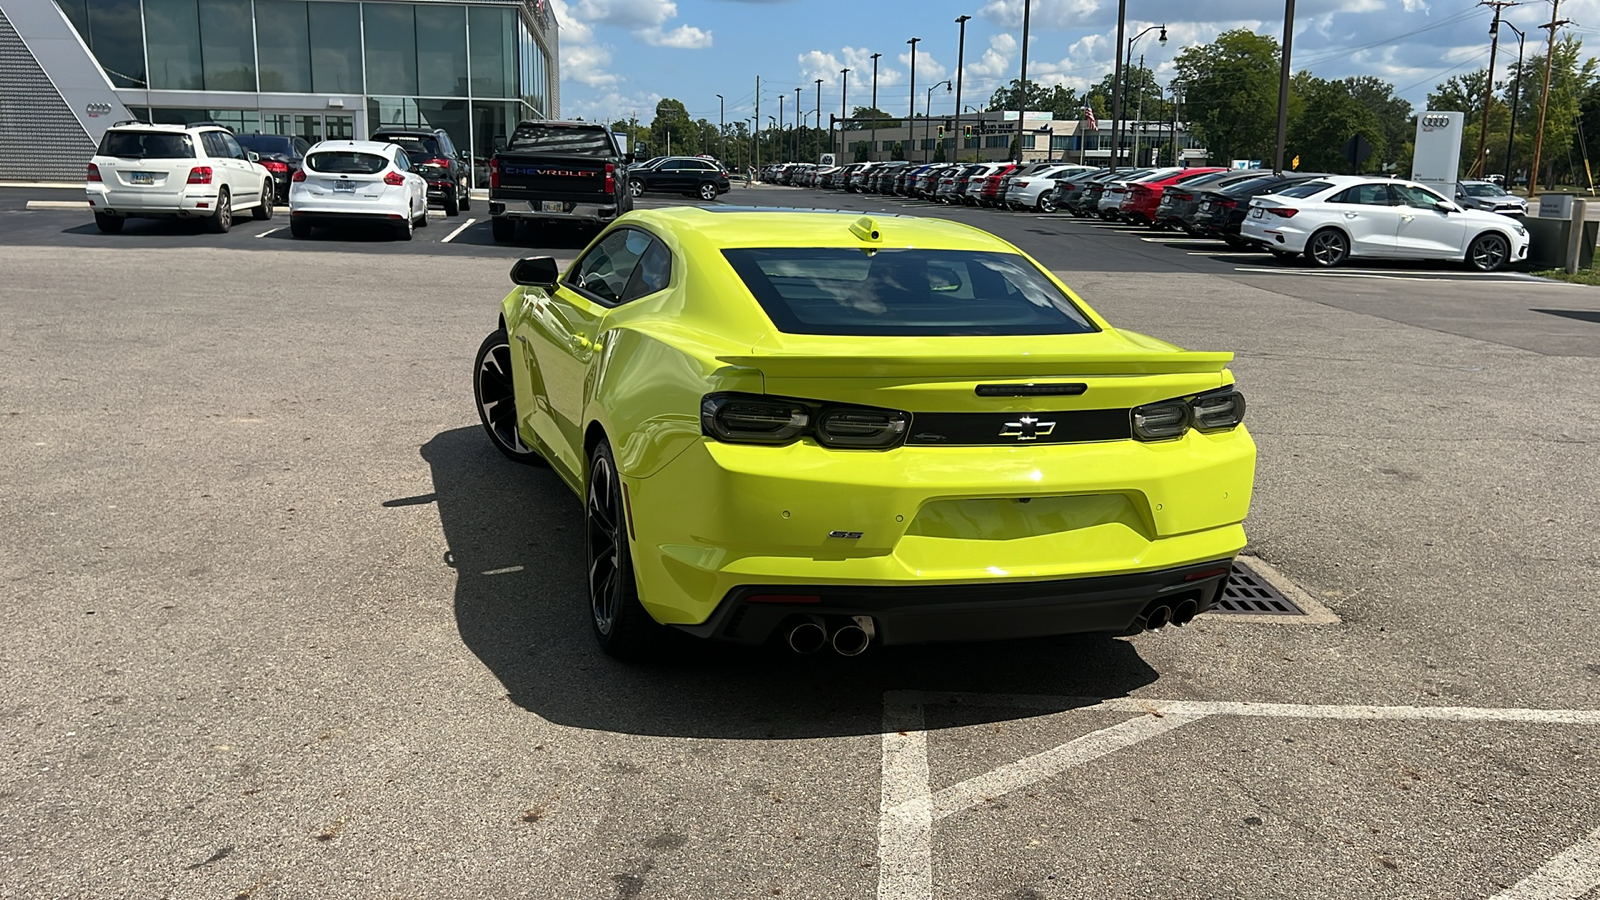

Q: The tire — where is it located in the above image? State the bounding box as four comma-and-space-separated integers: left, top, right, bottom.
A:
94, 213, 124, 233
458, 184, 471, 211
1269, 249, 1299, 263
290, 218, 311, 239
395, 204, 414, 241
1466, 232, 1511, 272
1037, 194, 1056, 213
586, 439, 659, 659
1306, 228, 1350, 268
252, 183, 274, 220
492, 216, 515, 243
629, 179, 643, 198
205, 188, 232, 234
1222, 235, 1245, 248
443, 190, 460, 217
473, 330, 547, 466
698, 181, 719, 202
417, 202, 429, 227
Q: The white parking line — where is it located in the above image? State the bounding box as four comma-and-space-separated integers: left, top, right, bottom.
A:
878, 691, 1600, 900
1490, 825, 1600, 899
255, 226, 284, 238
441, 217, 476, 243
1189, 251, 1271, 257
1140, 237, 1225, 244
25, 200, 88, 210
1233, 266, 1523, 282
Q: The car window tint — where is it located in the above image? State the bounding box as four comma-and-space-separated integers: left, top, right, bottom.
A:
621, 237, 673, 302
568, 228, 651, 304
1464, 183, 1506, 197
722, 248, 1099, 337
1329, 184, 1394, 205
306, 151, 390, 174
1394, 184, 1448, 208
1274, 180, 1334, 199
507, 123, 615, 155
221, 133, 247, 159
393, 151, 409, 171
384, 135, 442, 158
100, 131, 195, 159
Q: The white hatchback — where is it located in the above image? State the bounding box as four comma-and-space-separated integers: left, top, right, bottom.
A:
1240, 175, 1530, 271
86, 123, 275, 234
288, 140, 428, 240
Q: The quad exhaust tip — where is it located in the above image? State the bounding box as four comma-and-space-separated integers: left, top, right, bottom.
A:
786, 616, 877, 656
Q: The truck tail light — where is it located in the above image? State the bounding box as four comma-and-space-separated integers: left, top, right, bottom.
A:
383, 171, 405, 186
87, 163, 101, 182
604, 162, 615, 195
186, 166, 212, 184
490, 158, 499, 190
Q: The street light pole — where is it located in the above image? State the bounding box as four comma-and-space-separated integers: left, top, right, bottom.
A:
907, 37, 921, 160
815, 78, 823, 162
795, 87, 803, 162
1274, 0, 1296, 174
840, 68, 850, 160
754, 75, 760, 173
1123, 26, 1166, 167
1475, 1, 1517, 179
777, 93, 784, 161
925, 80, 951, 162
870, 52, 882, 162
716, 93, 725, 163
1109, 0, 1127, 172
954, 15, 970, 163
1014, 0, 1031, 162
1503, 22, 1526, 184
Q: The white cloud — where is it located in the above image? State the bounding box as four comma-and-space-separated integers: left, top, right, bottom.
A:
967, 33, 1016, 80
572, 0, 710, 48
641, 24, 713, 48
549, 0, 620, 87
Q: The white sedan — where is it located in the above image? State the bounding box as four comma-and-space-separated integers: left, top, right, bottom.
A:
288, 140, 428, 240
1239, 175, 1529, 271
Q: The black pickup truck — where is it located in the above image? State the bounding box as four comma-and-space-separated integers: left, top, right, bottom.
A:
489, 120, 632, 241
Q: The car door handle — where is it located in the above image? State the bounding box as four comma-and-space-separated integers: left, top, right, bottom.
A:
1344, 213, 1358, 219
1401, 215, 1415, 223
515, 334, 530, 344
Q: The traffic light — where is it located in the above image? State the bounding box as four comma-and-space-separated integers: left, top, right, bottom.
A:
964, 125, 974, 138
937, 125, 945, 138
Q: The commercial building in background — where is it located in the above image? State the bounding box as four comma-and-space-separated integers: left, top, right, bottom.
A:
0, 0, 559, 184
841, 111, 1206, 166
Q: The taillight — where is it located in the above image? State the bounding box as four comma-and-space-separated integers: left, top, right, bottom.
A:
86, 163, 101, 182
261, 161, 288, 173
1171, 192, 1192, 202
292, 169, 307, 182
700, 393, 909, 450
490, 157, 499, 190
1265, 207, 1298, 218
604, 162, 615, 195
426, 157, 451, 168
384, 171, 405, 186
186, 166, 212, 184
1218, 199, 1238, 209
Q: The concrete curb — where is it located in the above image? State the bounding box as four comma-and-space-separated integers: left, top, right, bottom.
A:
26, 200, 89, 210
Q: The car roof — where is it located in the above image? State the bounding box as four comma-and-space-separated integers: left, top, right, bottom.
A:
105, 122, 217, 134
308, 139, 400, 154
371, 127, 437, 136
623, 207, 1018, 253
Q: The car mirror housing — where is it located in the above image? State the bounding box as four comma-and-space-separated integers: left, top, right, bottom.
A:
511, 256, 560, 288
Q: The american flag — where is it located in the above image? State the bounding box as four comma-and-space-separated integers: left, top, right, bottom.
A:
1082, 106, 1099, 131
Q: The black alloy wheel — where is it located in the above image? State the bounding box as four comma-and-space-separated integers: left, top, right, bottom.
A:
1467, 232, 1510, 272
472, 330, 545, 465
585, 440, 658, 659
1307, 229, 1350, 268
698, 181, 719, 202
253, 183, 274, 220
206, 188, 232, 234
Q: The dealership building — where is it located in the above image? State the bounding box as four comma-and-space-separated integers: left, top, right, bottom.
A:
0, 0, 559, 183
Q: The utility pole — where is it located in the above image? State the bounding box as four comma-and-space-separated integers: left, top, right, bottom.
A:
815, 78, 823, 161
1109, 0, 1127, 172
777, 92, 784, 161
1528, 0, 1570, 199
794, 87, 802, 161
1503, 22, 1526, 184
1476, 1, 1518, 178
908, 37, 921, 160
840, 68, 849, 159
754, 76, 760, 173
1274, 0, 1295, 174
716, 93, 725, 164
870, 52, 882, 162
1015, 0, 1032, 162
954, 15, 970, 163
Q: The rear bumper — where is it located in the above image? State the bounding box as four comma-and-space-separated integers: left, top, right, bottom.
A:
87, 184, 217, 217
490, 199, 618, 222
676, 558, 1237, 646
289, 210, 408, 226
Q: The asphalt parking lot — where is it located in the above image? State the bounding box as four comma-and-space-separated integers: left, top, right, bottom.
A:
3, 182, 1599, 899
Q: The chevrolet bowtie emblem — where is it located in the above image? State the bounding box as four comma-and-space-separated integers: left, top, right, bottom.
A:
1000, 416, 1056, 441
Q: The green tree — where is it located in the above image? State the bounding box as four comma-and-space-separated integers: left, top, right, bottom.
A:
1174, 29, 1282, 164
1289, 75, 1387, 174
853, 140, 870, 162
1341, 76, 1413, 168
989, 78, 1052, 112
890, 141, 905, 160
851, 106, 897, 125
1043, 84, 1084, 121
649, 98, 696, 156
1090, 64, 1168, 123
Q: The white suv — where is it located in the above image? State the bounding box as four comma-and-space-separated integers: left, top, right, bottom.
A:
86, 122, 275, 234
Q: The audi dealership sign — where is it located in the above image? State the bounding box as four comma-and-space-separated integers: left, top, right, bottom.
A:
1413, 110, 1465, 197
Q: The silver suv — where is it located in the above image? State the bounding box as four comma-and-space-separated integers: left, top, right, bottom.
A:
86, 122, 275, 233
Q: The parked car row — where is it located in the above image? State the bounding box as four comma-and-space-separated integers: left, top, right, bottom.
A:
761, 157, 1531, 271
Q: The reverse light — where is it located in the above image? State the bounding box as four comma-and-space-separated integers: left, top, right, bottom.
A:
87, 163, 101, 182
186, 166, 213, 184
383, 171, 405, 185
1192, 389, 1247, 432
700, 393, 911, 450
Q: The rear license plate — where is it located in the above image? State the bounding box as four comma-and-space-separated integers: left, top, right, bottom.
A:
333, 181, 356, 193
541, 201, 565, 213
129, 172, 155, 185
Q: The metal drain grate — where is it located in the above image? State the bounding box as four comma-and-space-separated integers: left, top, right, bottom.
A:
1212, 561, 1306, 616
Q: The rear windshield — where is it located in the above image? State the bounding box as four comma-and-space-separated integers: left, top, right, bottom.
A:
722, 248, 1098, 337
236, 135, 292, 156
98, 131, 194, 159
1275, 180, 1335, 198
506, 123, 615, 155
306, 151, 389, 174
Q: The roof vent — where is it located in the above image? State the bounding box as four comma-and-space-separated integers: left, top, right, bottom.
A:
850, 216, 882, 242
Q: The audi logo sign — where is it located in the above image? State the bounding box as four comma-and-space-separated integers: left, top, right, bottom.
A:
1421, 114, 1453, 129
85, 102, 112, 118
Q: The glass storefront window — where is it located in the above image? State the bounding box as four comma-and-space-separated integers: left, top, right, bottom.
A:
468, 6, 515, 99
415, 6, 467, 98
363, 3, 417, 96
150, 107, 261, 134
198, 0, 256, 91
58, 0, 148, 88
256, 0, 312, 93
471, 100, 518, 187
309, 2, 361, 93
144, 0, 203, 90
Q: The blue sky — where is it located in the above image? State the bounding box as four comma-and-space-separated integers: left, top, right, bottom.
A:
549, 0, 1600, 127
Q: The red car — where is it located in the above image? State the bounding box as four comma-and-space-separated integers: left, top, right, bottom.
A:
975, 163, 1018, 207
1118, 167, 1226, 226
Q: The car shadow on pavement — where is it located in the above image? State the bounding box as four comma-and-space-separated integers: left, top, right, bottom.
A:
422, 426, 1160, 739
447, 221, 601, 251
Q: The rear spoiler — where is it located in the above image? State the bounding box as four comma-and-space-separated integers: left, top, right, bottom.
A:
716, 349, 1234, 379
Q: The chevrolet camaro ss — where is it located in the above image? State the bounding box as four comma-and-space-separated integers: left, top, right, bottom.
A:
472, 208, 1256, 658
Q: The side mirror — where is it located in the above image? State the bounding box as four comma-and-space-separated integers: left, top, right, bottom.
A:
247, 151, 260, 162
510, 256, 560, 288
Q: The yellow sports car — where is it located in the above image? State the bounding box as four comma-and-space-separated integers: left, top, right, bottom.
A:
473, 208, 1255, 658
